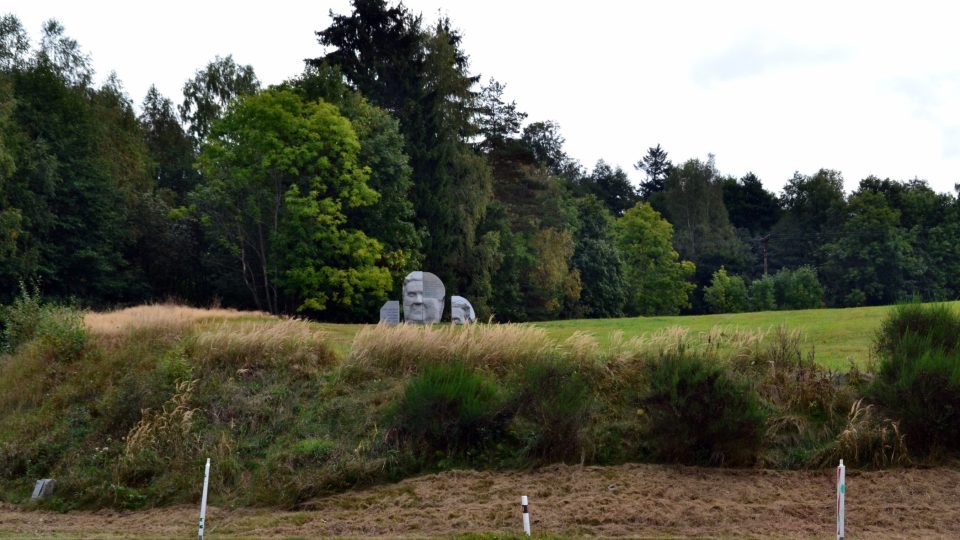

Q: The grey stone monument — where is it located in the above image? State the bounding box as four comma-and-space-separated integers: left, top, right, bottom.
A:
402, 271, 445, 324
31, 479, 55, 500
450, 295, 477, 324
379, 300, 400, 325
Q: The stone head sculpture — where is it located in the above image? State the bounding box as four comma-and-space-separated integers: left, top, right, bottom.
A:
402, 271, 445, 324
450, 295, 476, 324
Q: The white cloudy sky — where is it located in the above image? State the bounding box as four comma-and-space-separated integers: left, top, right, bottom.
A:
10, 1, 960, 194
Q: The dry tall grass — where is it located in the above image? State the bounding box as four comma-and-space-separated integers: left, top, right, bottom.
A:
124, 379, 199, 460
349, 323, 556, 375
599, 326, 773, 367
349, 323, 796, 377
85, 304, 267, 336
815, 398, 909, 467
187, 319, 337, 372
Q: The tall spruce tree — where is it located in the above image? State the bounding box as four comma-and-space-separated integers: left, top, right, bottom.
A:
719, 172, 780, 236
314, 1, 497, 311
476, 77, 527, 151
635, 144, 672, 199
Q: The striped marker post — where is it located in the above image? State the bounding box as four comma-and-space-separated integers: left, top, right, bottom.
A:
521, 495, 531, 536
836, 459, 846, 540
198, 458, 211, 540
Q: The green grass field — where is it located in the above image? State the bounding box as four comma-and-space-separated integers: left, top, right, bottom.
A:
313, 302, 960, 371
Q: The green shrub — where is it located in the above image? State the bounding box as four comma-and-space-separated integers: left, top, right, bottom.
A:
748, 275, 776, 312
36, 306, 87, 360
509, 358, 594, 463
642, 353, 766, 465
387, 362, 507, 465
871, 303, 960, 453
1, 282, 42, 351
703, 266, 748, 314
1, 283, 86, 359
773, 266, 823, 310
876, 303, 960, 362
872, 347, 960, 453
844, 288, 867, 307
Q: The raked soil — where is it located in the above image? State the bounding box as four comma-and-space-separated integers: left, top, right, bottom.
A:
2, 463, 959, 539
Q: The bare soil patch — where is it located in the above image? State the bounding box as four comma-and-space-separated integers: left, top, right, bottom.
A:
2, 463, 959, 539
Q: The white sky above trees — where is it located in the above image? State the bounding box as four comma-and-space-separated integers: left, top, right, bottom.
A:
11, 0, 960, 194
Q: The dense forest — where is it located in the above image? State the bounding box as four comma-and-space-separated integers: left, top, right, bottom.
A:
2, 1, 959, 322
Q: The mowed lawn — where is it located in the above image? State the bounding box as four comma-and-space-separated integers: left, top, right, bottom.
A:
311, 302, 960, 371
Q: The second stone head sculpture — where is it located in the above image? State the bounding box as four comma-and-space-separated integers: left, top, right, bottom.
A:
402, 271, 445, 324
450, 295, 476, 324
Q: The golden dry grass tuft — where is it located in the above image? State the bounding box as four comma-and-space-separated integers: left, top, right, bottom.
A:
348, 322, 556, 375
560, 331, 602, 365
816, 398, 909, 468
186, 318, 337, 372
123, 379, 199, 460
84, 304, 267, 337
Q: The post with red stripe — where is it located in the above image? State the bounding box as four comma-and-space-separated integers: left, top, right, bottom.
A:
521, 495, 531, 536
836, 459, 846, 540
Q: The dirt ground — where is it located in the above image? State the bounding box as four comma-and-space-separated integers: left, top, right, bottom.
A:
2, 463, 959, 539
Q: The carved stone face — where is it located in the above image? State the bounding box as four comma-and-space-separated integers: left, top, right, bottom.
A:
404, 277, 427, 321
403, 271, 444, 324
450, 295, 476, 324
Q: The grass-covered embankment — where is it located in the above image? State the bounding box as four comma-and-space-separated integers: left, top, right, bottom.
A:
0, 298, 956, 511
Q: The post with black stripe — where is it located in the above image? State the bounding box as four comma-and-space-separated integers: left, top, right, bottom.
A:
521, 495, 531, 536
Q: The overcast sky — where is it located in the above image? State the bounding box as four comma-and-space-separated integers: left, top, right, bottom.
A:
10, 1, 960, 194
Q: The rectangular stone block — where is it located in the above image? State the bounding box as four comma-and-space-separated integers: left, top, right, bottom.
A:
379, 300, 400, 324
31, 478, 55, 499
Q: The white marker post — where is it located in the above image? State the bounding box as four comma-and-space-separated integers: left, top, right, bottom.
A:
521, 495, 531, 536
198, 458, 211, 540
836, 459, 846, 540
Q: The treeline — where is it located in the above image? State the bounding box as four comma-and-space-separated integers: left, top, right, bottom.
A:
2, 3, 960, 321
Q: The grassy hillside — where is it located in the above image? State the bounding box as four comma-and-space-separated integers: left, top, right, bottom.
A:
0, 300, 955, 511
